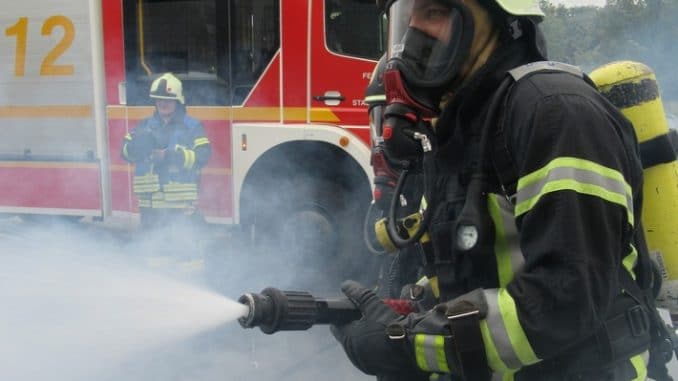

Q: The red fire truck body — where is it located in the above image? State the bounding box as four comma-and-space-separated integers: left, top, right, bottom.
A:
0, 0, 382, 228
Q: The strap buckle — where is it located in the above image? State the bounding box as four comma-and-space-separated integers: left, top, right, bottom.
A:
626, 305, 649, 337
387, 323, 407, 340
446, 309, 479, 321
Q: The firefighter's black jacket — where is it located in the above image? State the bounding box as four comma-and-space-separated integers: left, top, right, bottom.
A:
429, 39, 648, 379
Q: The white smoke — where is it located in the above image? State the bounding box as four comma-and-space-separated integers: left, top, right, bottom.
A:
0, 219, 369, 381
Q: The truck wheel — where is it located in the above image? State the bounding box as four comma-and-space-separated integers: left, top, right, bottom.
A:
245, 175, 377, 293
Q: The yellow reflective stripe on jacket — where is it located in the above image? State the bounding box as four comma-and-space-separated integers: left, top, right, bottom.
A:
414, 334, 450, 373
138, 192, 194, 209
193, 137, 209, 148
488, 195, 524, 288
182, 149, 196, 169
623, 245, 639, 280
515, 157, 634, 225
164, 192, 198, 202
150, 200, 193, 208
163, 182, 198, 201
630, 351, 649, 380
134, 175, 159, 184
481, 289, 540, 372
122, 134, 132, 159
164, 182, 198, 192
133, 174, 160, 193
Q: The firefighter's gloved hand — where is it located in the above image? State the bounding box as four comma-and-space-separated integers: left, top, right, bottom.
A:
330, 280, 427, 379
126, 129, 154, 159
395, 289, 491, 380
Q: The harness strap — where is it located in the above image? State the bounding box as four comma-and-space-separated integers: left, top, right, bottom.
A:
639, 129, 678, 169
447, 308, 490, 381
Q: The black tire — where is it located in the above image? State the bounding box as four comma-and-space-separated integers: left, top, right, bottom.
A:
243, 174, 378, 293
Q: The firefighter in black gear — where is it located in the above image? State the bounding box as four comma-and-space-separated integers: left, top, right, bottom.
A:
330, 0, 663, 379
121, 73, 212, 232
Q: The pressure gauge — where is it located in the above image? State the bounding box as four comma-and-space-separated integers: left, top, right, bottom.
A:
456, 225, 478, 251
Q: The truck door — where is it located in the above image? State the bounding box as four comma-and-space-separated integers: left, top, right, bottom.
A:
309, 0, 385, 131
0, 0, 108, 218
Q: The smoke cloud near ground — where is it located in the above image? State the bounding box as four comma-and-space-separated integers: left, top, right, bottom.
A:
0, 217, 372, 381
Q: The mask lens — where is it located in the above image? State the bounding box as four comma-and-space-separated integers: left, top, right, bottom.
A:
388, 0, 466, 86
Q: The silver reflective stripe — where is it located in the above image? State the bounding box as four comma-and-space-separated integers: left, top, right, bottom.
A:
496, 196, 525, 277
508, 61, 583, 82
365, 94, 386, 104
516, 165, 633, 222
489, 195, 525, 288
484, 289, 524, 369
414, 334, 449, 373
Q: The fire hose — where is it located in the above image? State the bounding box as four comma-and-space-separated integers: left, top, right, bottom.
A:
238, 287, 415, 334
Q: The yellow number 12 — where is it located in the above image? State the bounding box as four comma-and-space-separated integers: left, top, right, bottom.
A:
5, 15, 75, 77
5, 17, 28, 76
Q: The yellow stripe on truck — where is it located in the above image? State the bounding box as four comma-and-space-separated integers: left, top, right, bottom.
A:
0, 105, 92, 118
106, 106, 339, 122
0, 161, 97, 169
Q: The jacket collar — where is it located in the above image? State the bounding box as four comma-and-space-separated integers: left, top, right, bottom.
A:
152, 107, 186, 126
436, 38, 536, 144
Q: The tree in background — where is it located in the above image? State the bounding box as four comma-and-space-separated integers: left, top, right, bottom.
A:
540, 0, 678, 103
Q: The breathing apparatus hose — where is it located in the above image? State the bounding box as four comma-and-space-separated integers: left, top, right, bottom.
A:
385, 145, 437, 249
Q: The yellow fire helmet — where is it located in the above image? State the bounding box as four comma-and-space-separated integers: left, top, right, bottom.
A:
494, 0, 544, 18
149, 73, 185, 104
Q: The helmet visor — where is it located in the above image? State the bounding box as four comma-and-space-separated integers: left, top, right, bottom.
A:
387, 0, 469, 88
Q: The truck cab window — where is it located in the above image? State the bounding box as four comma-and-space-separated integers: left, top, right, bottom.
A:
123, 0, 279, 106
325, 0, 384, 60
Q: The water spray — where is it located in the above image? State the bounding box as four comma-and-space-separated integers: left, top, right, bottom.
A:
238, 287, 415, 334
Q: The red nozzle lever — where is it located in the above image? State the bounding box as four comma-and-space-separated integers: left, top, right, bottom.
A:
384, 298, 416, 315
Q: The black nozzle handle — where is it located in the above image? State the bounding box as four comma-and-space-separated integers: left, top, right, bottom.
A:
314, 297, 362, 325
238, 288, 362, 334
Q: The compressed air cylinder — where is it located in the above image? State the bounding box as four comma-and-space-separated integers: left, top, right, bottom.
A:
589, 61, 678, 318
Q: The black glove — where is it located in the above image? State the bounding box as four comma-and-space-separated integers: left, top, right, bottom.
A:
126, 129, 154, 160
330, 280, 428, 380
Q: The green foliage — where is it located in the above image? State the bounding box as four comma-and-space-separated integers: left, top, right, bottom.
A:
539, 0, 678, 100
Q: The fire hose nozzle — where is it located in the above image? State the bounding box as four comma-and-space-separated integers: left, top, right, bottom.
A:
238, 287, 416, 335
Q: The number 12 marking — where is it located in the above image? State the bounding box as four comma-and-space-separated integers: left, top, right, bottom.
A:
5, 15, 75, 76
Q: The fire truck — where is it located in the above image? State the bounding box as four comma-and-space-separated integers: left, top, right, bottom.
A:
0, 0, 384, 278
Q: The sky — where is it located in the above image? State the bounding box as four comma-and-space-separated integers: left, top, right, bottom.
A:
551, 0, 606, 7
